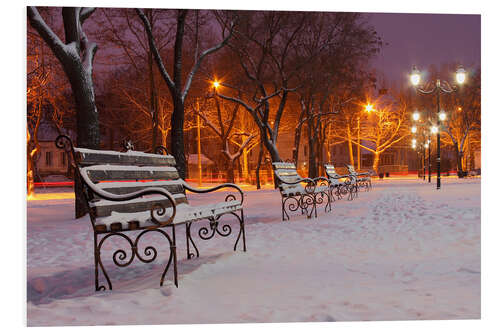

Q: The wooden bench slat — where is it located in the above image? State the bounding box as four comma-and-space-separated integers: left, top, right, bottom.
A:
82, 165, 180, 183
96, 179, 185, 196
94, 200, 243, 232
74, 148, 176, 166
89, 194, 188, 217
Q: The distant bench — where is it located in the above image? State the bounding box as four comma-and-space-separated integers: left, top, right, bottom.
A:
56, 135, 246, 291
272, 161, 331, 220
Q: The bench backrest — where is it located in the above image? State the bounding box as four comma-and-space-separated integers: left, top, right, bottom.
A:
324, 164, 342, 181
272, 162, 304, 196
346, 164, 357, 175
74, 147, 187, 221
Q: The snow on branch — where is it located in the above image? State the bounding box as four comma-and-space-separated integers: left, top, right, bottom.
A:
27, 7, 67, 62
80, 8, 96, 23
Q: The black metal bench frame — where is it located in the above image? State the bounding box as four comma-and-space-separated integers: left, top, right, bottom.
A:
272, 162, 331, 221
323, 163, 356, 201
56, 135, 246, 291
346, 164, 372, 193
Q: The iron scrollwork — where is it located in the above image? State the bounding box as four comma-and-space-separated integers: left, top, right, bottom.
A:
95, 228, 177, 291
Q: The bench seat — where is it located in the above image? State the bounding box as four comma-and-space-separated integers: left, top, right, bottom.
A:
281, 185, 330, 197
95, 200, 242, 232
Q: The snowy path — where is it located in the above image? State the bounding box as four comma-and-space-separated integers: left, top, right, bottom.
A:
27, 178, 480, 326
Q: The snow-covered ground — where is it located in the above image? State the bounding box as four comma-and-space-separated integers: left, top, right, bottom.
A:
27, 178, 480, 326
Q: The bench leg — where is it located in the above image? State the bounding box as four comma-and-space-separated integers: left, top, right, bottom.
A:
233, 210, 246, 252
281, 197, 289, 221
93, 232, 108, 291
185, 222, 200, 259
163, 225, 178, 288
93, 229, 178, 291
323, 191, 332, 213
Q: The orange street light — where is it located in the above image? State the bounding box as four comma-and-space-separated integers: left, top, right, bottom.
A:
213, 80, 220, 89
364, 103, 374, 113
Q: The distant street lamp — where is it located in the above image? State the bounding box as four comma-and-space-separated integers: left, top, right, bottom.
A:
438, 111, 447, 121
357, 103, 375, 169
411, 113, 436, 182
196, 80, 221, 186
412, 111, 420, 121
410, 65, 466, 189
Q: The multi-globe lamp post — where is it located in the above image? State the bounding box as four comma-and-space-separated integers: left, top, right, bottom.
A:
410, 65, 466, 189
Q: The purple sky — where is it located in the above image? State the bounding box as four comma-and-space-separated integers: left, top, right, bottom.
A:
367, 13, 480, 84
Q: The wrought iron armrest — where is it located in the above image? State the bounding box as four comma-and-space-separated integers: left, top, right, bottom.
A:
275, 175, 317, 194
78, 168, 177, 227
332, 174, 351, 179
312, 176, 330, 187
181, 181, 245, 205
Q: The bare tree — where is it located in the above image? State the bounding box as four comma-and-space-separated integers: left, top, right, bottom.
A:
28, 7, 100, 148
332, 91, 410, 173
94, 8, 176, 150
194, 95, 257, 183
135, 9, 235, 178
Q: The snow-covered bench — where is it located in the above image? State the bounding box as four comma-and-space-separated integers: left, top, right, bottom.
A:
346, 164, 373, 192
323, 164, 356, 201
272, 162, 331, 221
55, 135, 246, 291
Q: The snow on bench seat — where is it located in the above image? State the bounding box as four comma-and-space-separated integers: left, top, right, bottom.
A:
95, 200, 243, 232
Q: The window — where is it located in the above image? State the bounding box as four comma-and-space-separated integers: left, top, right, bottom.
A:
381, 154, 394, 165
61, 152, 66, 166
45, 151, 52, 167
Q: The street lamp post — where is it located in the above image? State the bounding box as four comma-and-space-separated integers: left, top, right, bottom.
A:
357, 103, 374, 171
410, 65, 466, 189
196, 98, 202, 187
357, 116, 361, 170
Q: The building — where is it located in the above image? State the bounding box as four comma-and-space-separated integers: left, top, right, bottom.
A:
34, 122, 75, 179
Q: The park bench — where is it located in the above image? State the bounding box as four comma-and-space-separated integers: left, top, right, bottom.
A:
272, 161, 331, 221
55, 135, 246, 291
346, 164, 373, 192
323, 164, 356, 201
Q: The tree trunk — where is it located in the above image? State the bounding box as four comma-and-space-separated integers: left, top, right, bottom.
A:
65, 66, 100, 149
170, 96, 187, 178
373, 152, 380, 174
293, 122, 303, 163
307, 124, 318, 179
261, 133, 281, 163
454, 142, 465, 178
69, 66, 99, 218
148, 10, 159, 151
347, 123, 355, 166
109, 127, 114, 150
149, 52, 159, 150
242, 147, 249, 182
226, 159, 235, 183
27, 138, 35, 198
256, 141, 264, 189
